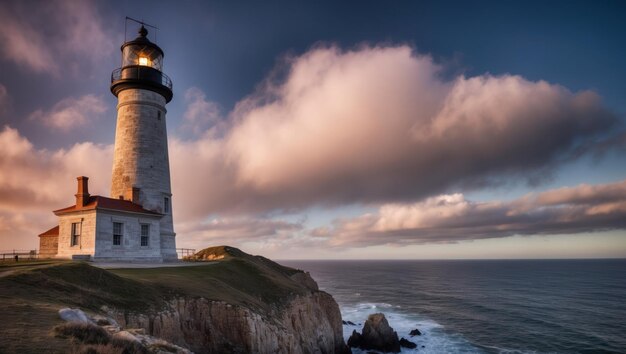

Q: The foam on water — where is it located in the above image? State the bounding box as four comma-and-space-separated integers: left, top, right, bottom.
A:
341, 302, 484, 354
283, 259, 626, 353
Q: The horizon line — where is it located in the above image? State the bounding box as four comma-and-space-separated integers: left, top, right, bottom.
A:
276, 257, 626, 261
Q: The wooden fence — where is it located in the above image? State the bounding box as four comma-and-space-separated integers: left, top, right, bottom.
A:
0, 250, 38, 261
1, 248, 197, 261
176, 248, 196, 259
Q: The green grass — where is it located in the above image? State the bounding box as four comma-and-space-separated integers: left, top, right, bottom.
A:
110, 246, 308, 311
0, 261, 166, 353
111, 257, 307, 311
0, 261, 165, 311
0, 246, 314, 353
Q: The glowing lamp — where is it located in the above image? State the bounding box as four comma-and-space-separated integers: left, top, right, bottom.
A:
112, 24, 172, 103
119, 26, 164, 71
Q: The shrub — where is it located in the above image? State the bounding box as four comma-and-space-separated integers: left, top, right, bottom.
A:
55, 323, 148, 354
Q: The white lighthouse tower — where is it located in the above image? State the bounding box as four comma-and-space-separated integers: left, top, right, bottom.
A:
110, 25, 177, 260
39, 23, 177, 262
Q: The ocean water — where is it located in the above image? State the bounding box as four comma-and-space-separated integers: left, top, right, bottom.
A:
280, 259, 626, 354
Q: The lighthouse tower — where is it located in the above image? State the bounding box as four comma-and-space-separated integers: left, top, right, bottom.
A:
110, 25, 177, 260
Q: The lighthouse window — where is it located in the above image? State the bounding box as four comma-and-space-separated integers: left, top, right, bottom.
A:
140, 224, 149, 246
139, 57, 149, 66
71, 222, 81, 246
113, 222, 123, 246
164, 197, 170, 213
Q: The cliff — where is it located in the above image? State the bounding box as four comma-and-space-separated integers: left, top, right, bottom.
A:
0, 246, 349, 353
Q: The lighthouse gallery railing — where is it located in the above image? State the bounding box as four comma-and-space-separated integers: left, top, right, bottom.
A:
111, 66, 173, 91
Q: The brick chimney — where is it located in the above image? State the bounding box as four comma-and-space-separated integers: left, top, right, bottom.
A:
125, 187, 141, 205
75, 176, 90, 207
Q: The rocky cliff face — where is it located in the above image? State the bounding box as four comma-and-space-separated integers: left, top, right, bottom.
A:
0, 246, 349, 353
109, 290, 347, 353
105, 246, 349, 353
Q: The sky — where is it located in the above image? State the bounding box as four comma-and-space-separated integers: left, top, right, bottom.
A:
1, 0, 626, 259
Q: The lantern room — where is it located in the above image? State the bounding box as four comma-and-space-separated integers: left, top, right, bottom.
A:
121, 26, 164, 70
110, 25, 173, 103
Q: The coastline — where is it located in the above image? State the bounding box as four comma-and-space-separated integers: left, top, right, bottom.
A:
282, 258, 626, 353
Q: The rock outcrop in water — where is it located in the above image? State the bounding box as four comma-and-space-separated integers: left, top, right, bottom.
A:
399, 337, 417, 349
348, 313, 401, 352
409, 328, 422, 336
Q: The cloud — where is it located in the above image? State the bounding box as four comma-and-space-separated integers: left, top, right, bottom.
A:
0, 210, 54, 251
0, 126, 112, 249
177, 216, 304, 248
0, 125, 307, 252
533, 181, 626, 207
179, 87, 223, 137
0, 83, 8, 117
0, 126, 112, 211
170, 45, 619, 215
29, 95, 107, 131
313, 179, 626, 247
175, 215, 337, 256
1, 44, 624, 253
0, 0, 113, 75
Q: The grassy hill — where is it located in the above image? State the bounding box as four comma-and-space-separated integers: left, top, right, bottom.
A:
0, 246, 314, 353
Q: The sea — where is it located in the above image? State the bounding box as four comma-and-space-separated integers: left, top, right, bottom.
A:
280, 259, 626, 354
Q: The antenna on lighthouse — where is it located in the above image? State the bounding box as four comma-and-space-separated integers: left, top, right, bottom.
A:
124, 16, 159, 43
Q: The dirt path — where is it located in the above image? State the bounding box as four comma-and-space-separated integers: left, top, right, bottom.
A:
0, 269, 16, 278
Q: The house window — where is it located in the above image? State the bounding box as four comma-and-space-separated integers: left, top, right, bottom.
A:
71, 222, 81, 246
140, 224, 149, 246
113, 222, 123, 246
164, 197, 170, 213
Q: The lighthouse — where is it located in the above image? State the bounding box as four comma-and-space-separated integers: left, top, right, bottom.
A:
110, 25, 177, 260
38, 24, 177, 262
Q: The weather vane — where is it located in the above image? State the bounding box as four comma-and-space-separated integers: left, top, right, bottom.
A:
124, 16, 159, 43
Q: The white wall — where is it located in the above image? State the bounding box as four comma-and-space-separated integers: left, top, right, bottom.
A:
94, 210, 163, 261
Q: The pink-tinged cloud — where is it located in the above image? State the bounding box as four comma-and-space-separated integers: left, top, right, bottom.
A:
29, 95, 107, 131
0, 126, 305, 251
0, 126, 112, 249
170, 45, 618, 215
176, 217, 306, 249
314, 179, 626, 247
1, 45, 624, 251
179, 87, 223, 137
0, 0, 113, 75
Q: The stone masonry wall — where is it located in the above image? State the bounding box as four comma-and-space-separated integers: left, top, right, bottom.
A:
38, 235, 58, 258
94, 210, 163, 261
110, 88, 176, 259
56, 211, 97, 259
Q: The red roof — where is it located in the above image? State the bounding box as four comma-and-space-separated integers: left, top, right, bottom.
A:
53, 195, 162, 216
39, 225, 59, 237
